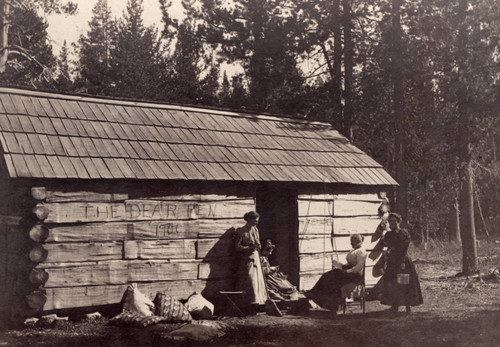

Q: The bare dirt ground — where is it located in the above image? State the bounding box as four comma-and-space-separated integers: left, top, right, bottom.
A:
1, 253, 499, 346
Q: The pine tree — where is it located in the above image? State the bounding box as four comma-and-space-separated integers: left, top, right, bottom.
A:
168, 21, 203, 104
109, 0, 167, 100
0, 0, 77, 74
0, 3, 57, 88
196, 0, 306, 114
74, 0, 115, 95
54, 41, 73, 91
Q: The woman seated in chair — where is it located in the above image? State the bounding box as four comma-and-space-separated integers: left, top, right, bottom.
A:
260, 239, 297, 301
303, 234, 367, 312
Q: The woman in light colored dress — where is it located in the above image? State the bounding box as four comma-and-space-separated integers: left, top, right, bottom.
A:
234, 211, 267, 305
303, 234, 367, 311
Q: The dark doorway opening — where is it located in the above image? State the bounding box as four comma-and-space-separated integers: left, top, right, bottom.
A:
256, 184, 299, 286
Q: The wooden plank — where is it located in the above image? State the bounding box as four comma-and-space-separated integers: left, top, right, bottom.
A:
198, 258, 236, 280
46, 219, 208, 242
298, 217, 333, 237
334, 193, 381, 202
124, 240, 195, 259
332, 216, 381, 235
299, 273, 321, 291
197, 238, 234, 258
45, 218, 236, 242
44, 242, 123, 262
298, 235, 384, 254
45, 190, 128, 204
333, 200, 381, 217
41, 260, 198, 287
298, 199, 333, 217
299, 252, 382, 272
43, 199, 254, 224
44, 279, 208, 310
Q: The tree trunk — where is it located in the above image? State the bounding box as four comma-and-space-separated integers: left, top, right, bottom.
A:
0, 0, 10, 73
392, 0, 407, 222
332, 0, 343, 129
454, 197, 461, 243
342, 0, 353, 141
457, 0, 478, 275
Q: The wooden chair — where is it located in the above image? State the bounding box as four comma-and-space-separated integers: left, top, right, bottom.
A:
340, 261, 366, 314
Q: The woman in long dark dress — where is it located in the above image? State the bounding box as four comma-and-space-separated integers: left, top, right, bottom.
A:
303, 234, 367, 312
234, 211, 267, 305
380, 213, 423, 313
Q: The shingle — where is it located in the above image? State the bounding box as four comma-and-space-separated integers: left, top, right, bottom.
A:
5, 132, 24, 153
69, 157, 91, 179
70, 137, 90, 157
26, 134, 45, 154
23, 154, 43, 177
47, 136, 65, 156
15, 133, 34, 154
48, 99, 68, 118
125, 159, 148, 179
21, 96, 38, 116
39, 118, 57, 134
46, 156, 67, 178
9, 154, 27, 177
0, 114, 13, 131
59, 136, 79, 156
61, 157, 87, 178
9, 94, 28, 115
81, 157, 101, 178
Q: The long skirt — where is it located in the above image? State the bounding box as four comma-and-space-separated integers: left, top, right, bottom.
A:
266, 272, 296, 300
237, 250, 267, 305
305, 269, 362, 311
380, 255, 423, 307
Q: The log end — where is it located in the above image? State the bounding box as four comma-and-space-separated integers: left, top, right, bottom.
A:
29, 245, 48, 263
33, 204, 49, 221
31, 187, 47, 201
26, 290, 47, 309
28, 268, 49, 284
29, 224, 50, 243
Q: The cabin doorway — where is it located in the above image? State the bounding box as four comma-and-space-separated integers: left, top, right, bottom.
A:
256, 185, 299, 286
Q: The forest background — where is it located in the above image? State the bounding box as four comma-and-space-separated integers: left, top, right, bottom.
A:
0, 0, 498, 274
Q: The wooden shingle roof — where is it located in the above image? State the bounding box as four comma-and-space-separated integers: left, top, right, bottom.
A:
0, 87, 397, 185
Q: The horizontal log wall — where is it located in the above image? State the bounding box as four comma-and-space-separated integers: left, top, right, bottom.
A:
297, 193, 385, 291
32, 186, 254, 311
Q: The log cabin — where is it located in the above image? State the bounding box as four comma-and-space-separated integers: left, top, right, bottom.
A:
0, 87, 396, 320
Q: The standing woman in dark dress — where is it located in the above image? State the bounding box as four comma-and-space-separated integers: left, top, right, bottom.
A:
380, 213, 423, 313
